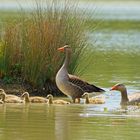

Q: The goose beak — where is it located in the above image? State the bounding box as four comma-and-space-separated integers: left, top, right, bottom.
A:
110, 85, 117, 91
57, 47, 65, 52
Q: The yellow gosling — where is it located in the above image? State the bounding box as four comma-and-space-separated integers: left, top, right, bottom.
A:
0, 89, 24, 103
82, 93, 105, 104
46, 94, 70, 105
21, 92, 48, 103
0, 89, 20, 100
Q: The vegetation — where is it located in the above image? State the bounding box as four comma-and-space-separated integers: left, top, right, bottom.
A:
0, 0, 92, 95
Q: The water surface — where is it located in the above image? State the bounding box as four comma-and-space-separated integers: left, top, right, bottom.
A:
0, 102, 140, 140
0, 0, 140, 140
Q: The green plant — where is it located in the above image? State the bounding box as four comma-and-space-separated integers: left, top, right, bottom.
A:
0, 0, 92, 94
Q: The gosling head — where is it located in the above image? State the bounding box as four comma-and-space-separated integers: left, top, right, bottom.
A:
0, 89, 5, 95
82, 93, 89, 98
110, 83, 126, 92
0, 89, 5, 93
46, 94, 53, 100
21, 92, 29, 98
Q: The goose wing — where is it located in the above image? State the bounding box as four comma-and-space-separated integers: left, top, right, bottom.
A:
68, 74, 105, 93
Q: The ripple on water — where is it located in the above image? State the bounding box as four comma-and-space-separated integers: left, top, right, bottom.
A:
88, 30, 140, 52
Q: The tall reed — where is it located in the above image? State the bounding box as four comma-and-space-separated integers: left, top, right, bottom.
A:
0, 0, 92, 95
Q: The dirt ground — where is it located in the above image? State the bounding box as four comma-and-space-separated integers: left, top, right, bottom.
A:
0, 79, 63, 97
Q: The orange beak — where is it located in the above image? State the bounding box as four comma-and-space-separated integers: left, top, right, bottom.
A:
110, 85, 117, 91
57, 47, 65, 52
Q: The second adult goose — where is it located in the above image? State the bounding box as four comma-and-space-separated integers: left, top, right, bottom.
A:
110, 83, 140, 105
56, 45, 105, 103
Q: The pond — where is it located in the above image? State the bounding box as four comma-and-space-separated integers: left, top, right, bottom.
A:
0, 102, 140, 140
0, 0, 140, 140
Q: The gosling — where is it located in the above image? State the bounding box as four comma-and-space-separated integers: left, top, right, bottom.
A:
21, 92, 48, 103
82, 93, 105, 104
0, 89, 24, 103
46, 94, 70, 105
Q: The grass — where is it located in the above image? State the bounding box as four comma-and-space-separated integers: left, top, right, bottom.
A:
0, 0, 93, 95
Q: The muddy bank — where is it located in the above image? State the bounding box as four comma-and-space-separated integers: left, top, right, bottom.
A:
0, 79, 64, 97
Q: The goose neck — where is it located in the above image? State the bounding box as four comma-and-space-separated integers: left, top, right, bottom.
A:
48, 97, 53, 104
120, 88, 129, 105
62, 50, 71, 69
25, 93, 30, 102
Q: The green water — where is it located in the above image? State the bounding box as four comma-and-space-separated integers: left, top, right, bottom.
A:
0, 103, 140, 140
0, 0, 140, 140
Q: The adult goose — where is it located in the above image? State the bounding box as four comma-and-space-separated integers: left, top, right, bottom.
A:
110, 83, 140, 105
21, 92, 48, 103
0, 89, 23, 103
56, 45, 105, 103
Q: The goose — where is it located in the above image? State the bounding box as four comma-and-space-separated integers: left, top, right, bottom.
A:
110, 83, 140, 105
0, 89, 23, 103
82, 93, 105, 104
21, 92, 48, 103
46, 94, 70, 105
56, 45, 105, 103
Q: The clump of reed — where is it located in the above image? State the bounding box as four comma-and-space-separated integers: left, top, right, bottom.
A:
0, 0, 92, 95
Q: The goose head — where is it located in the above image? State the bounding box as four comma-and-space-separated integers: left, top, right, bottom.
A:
21, 92, 29, 98
0, 89, 6, 99
82, 93, 89, 98
57, 45, 71, 53
0, 89, 5, 94
110, 83, 126, 92
46, 94, 53, 100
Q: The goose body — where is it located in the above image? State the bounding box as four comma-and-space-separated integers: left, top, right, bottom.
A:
0, 89, 24, 103
110, 83, 140, 105
56, 45, 105, 103
82, 93, 105, 104
47, 94, 70, 105
21, 92, 48, 103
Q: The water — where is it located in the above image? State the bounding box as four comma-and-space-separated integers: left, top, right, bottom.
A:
1, 0, 140, 21
0, 0, 140, 140
0, 103, 140, 140
79, 0, 140, 20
